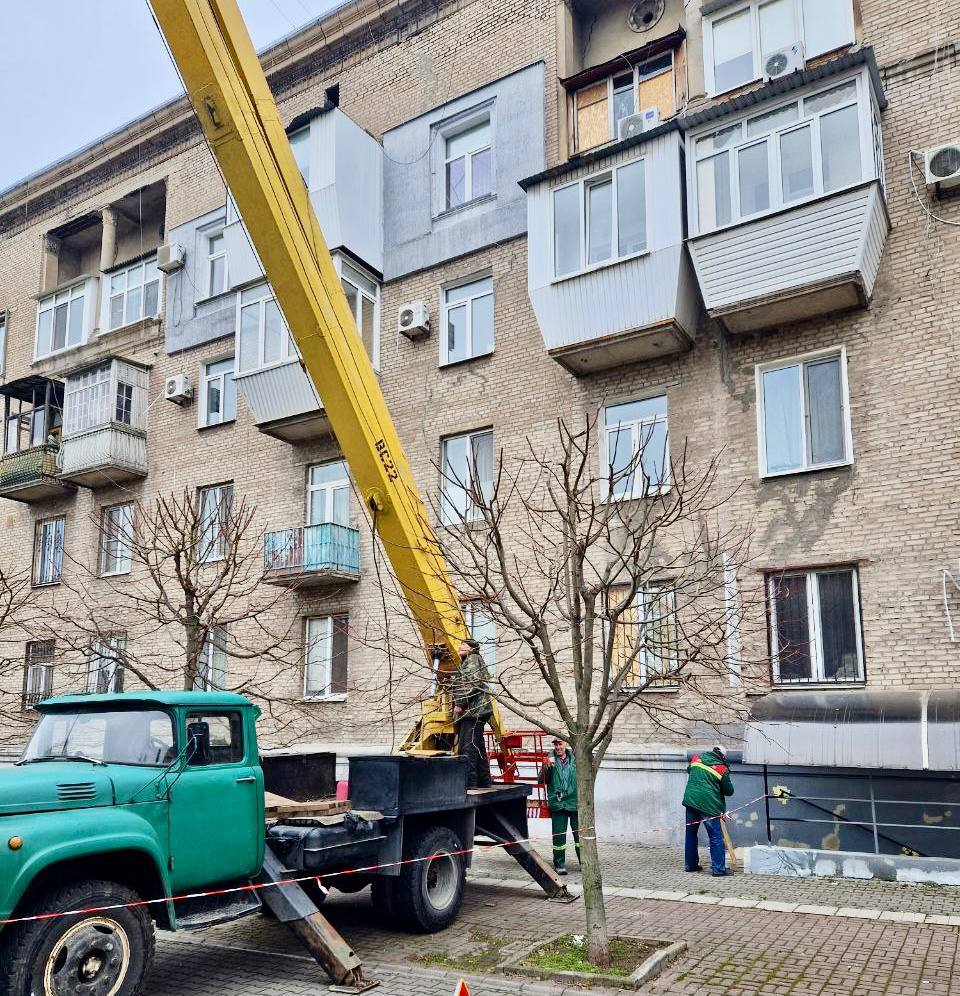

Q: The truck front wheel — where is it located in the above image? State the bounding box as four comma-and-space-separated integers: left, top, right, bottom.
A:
0, 880, 155, 996
392, 826, 466, 933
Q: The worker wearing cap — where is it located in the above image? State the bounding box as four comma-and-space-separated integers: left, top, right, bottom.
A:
539, 737, 580, 875
452, 639, 494, 789
682, 744, 734, 876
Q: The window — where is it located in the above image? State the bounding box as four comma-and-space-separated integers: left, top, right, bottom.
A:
207, 231, 227, 298
186, 712, 244, 765
304, 615, 349, 699
22, 640, 55, 710
33, 517, 64, 586
200, 358, 237, 427
226, 191, 241, 226
573, 53, 675, 152
442, 276, 494, 365
25, 709, 175, 766
0, 312, 6, 377
87, 634, 126, 694
237, 283, 295, 374
608, 583, 679, 687
198, 483, 233, 563
288, 127, 310, 186
194, 628, 228, 691
103, 256, 161, 332
307, 461, 349, 526
553, 159, 646, 278
440, 429, 493, 525
99, 503, 134, 577
35, 281, 89, 359
705, 0, 855, 95
445, 119, 492, 210
769, 567, 863, 683
605, 396, 669, 499
63, 362, 143, 435
757, 349, 850, 476
693, 77, 865, 233
338, 260, 379, 369
463, 601, 496, 673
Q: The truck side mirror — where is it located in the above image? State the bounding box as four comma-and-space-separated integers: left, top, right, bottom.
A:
186, 721, 212, 766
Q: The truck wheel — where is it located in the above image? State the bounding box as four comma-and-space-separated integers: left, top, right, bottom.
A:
0, 880, 154, 996
393, 826, 465, 933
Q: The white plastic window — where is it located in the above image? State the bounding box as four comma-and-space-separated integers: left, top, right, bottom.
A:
441, 429, 493, 525
99, 503, 134, 577
104, 256, 160, 332
307, 461, 350, 527
338, 259, 380, 371
201, 358, 236, 427
445, 119, 492, 209
36, 282, 89, 359
207, 232, 227, 298
441, 276, 493, 365
237, 284, 295, 374
33, 517, 65, 587
198, 483, 233, 563
604, 395, 670, 499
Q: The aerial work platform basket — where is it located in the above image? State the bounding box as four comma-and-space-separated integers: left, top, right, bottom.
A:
486, 729, 551, 818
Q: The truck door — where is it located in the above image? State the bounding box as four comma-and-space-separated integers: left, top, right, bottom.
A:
168, 709, 263, 890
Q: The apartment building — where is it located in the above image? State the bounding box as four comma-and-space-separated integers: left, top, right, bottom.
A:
0, 0, 958, 817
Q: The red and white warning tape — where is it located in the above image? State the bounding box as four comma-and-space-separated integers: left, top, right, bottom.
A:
0, 793, 771, 926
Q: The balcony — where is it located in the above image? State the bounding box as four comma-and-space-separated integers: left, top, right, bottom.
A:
521, 126, 697, 375
263, 522, 360, 588
58, 359, 150, 488
0, 446, 74, 503
688, 181, 889, 333
235, 360, 329, 443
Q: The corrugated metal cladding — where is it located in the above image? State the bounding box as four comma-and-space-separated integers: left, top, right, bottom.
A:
688, 180, 889, 313
526, 129, 696, 354
745, 690, 960, 771
60, 426, 148, 479
235, 360, 321, 426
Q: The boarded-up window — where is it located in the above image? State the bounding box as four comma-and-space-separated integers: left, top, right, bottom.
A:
575, 81, 609, 153
608, 584, 678, 687
638, 66, 675, 121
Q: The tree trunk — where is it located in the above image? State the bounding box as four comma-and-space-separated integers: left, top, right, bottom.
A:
575, 746, 610, 968
184, 623, 201, 691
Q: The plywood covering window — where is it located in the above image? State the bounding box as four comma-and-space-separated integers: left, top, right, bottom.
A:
608, 583, 678, 688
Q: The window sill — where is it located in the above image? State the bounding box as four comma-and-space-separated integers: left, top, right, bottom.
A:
302, 693, 347, 703
552, 248, 649, 287
439, 349, 494, 370
198, 418, 237, 432
761, 459, 852, 481
195, 290, 234, 308
434, 192, 496, 222
621, 684, 680, 695
97, 315, 162, 338
773, 680, 865, 690
31, 580, 62, 590
606, 485, 672, 503
98, 570, 131, 580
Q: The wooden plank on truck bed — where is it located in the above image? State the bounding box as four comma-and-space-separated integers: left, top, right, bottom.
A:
264, 792, 351, 818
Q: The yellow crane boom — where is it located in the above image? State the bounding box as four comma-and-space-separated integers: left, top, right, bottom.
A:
149, 0, 504, 753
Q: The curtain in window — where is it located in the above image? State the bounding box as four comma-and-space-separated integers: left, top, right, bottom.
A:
817, 571, 859, 680
772, 573, 812, 680
806, 356, 844, 464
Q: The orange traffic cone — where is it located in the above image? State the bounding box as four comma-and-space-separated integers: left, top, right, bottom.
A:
454, 981, 471, 996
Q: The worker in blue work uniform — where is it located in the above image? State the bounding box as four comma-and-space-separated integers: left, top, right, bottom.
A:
452, 639, 494, 789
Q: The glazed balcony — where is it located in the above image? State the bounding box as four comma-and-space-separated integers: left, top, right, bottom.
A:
263, 522, 360, 589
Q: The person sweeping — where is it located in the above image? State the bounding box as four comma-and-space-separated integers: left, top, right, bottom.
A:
682, 744, 734, 876
540, 737, 580, 875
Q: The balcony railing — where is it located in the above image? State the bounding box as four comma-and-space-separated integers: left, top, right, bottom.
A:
0, 445, 75, 503
263, 522, 360, 587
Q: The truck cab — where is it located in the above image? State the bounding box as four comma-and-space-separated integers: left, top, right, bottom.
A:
0, 691, 265, 996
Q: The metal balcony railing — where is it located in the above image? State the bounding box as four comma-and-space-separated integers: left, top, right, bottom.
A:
263, 522, 360, 579
0, 445, 61, 490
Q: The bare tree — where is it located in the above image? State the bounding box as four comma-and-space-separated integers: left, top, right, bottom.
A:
421, 413, 768, 967
0, 563, 36, 745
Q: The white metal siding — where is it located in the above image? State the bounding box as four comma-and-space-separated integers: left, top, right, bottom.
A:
689, 182, 887, 312
60, 426, 148, 479
235, 360, 322, 426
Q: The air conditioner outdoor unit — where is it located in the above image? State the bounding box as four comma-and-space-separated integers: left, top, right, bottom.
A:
164, 373, 193, 405
763, 43, 804, 82
618, 107, 661, 141
924, 142, 960, 189
397, 300, 430, 340
156, 243, 186, 273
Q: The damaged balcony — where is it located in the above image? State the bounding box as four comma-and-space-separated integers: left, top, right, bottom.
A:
685, 62, 889, 333
0, 377, 75, 503
263, 522, 360, 589
522, 125, 698, 375
58, 359, 150, 487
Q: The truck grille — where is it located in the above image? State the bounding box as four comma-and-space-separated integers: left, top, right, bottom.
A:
56, 782, 96, 801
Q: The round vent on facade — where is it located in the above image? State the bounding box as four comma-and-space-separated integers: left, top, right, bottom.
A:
929, 146, 960, 179
628, 0, 665, 32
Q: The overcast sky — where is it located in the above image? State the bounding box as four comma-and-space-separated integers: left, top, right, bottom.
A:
0, 0, 343, 193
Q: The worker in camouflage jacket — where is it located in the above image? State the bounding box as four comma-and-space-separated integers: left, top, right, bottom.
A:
539, 737, 580, 875
452, 639, 493, 789
682, 745, 734, 876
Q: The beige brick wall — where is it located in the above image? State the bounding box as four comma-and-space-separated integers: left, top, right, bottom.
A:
1, 0, 958, 751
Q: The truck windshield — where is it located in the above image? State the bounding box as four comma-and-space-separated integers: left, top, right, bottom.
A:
22, 710, 177, 767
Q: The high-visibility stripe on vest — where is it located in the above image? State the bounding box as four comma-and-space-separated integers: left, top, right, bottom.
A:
690, 760, 723, 780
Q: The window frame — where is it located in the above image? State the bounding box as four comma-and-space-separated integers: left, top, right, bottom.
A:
703, 0, 855, 97
572, 51, 676, 152
335, 256, 381, 372
440, 275, 495, 367
551, 156, 648, 282
101, 255, 161, 333
98, 502, 134, 578
22, 640, 55, 710
0, 310, 6, 377
768, 566, 865, 685
197, 482, 234, 564
608, 581, 680, 690
306, 460, 350, 527
440, 428, 494, 526
194, 627, 229, 692
199, 356, 237, 429
303, 614, 349, 701
755, 345, 853, 479
690, 72, 875, 236
235, 282, 296, 375
443, 113, 493, 211
34, 278, 94, 361
87, 633, 127, 694
185, 710, 245, 766
33, 516, 65, 587
603, 393, 671, 500
463, 600, 497, 674
204, 226, 228, 300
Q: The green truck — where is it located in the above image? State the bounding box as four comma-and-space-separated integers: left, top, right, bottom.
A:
0, 691, 561, 996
